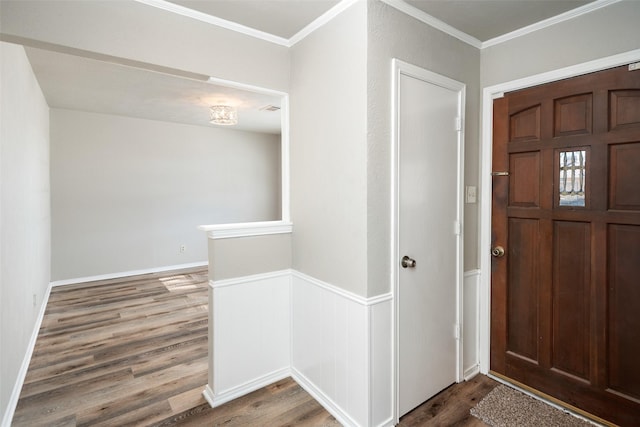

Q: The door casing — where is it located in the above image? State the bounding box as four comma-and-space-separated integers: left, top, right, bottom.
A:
391, 58, 466, 423
478, 48, 640, 375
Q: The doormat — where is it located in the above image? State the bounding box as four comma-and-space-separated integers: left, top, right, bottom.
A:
470, 384, 595, 426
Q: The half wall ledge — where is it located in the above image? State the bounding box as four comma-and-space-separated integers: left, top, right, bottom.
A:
198, 220, 293, 240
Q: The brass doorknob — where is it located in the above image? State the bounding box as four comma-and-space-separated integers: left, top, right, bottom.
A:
491, 246, 505, 258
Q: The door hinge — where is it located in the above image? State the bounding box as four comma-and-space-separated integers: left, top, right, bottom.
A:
454, 221, 461, 236
454, 324, 460, 340
629, 62, 640, 71
455, 117, 462, 131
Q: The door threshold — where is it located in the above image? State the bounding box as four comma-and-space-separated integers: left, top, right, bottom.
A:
487, 371, 613, 427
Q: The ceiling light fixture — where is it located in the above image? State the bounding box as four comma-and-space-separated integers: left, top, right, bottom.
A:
209, 105, 237, 125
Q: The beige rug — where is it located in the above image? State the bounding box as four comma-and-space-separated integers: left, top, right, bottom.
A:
470, 385, 596, 427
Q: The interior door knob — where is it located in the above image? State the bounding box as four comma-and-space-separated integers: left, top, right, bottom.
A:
491, 246, 505, 258
401, 255, 417, 268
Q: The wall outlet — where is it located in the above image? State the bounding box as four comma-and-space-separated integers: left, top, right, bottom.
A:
180, 244, 187, 253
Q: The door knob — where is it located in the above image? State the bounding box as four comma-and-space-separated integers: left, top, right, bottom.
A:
401, 255, 417, 268
491, 246, 505, 258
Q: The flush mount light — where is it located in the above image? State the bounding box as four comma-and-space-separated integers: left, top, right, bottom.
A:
209, 105, 237, 125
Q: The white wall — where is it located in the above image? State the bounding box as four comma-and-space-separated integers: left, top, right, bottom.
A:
50, 109, 280, 280
290, 1, 369, 297
0, 42, 50, 423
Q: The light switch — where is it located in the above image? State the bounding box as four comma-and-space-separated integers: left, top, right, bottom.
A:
465, 186, 477, 204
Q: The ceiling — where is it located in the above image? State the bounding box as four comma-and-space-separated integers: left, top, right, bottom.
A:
26, 47, 283, 134
165, 0, 596, 42
166, 0, 341, 40
404, 0, 596, 42
26, 0, 602, 132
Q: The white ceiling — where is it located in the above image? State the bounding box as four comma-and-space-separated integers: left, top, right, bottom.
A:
164, 0, 596, 43
26, 47, 283, 134
26, 0, 602, 132
166, 0, 341, 39
405, 0, 595, 42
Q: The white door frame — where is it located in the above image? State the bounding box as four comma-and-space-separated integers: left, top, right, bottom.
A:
391, 58, 466, 423
478, 49, 640, 375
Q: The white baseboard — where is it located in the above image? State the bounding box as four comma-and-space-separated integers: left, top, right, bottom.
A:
464, 364, 480, 380
49, 261, 208, 287
1, 283, 53, 427
202, 385, 215, 409
291, 367, 359, 427
375, 417, 395, 427
204, 367, 291, 408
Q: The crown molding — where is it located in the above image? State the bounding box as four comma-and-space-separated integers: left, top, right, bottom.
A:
134, 0, 358, 48
380, 0, 483, 49
481, 0, 624, 49
288, 0, 360, 47
135, 0, 623, 51
381, 0, 623, 51
133, 0, 290, 46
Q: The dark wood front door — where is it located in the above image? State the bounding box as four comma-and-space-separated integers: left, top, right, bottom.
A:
491, 64, 640, 426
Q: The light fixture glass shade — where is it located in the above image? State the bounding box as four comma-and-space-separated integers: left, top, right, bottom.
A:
209, 105, 237, 125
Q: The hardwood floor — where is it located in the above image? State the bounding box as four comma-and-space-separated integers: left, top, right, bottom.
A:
12, 267, 497, 426
399, 375, 498, 426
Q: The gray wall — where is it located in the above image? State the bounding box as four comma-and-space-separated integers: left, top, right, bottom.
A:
0, 42, 51, 421
367, 1, 482, 296
290, 1, 482, 297
51, 109, 281, 280
0, 0, 290, 92
481, 0, 640, 87
0, 4, 290, 418
290, 1, 369, 296
209, 234, 292, 281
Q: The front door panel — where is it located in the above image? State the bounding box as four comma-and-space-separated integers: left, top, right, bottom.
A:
491, 65, 640, 426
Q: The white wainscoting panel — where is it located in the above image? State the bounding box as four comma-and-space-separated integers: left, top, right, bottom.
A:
290, 271, 393, 427
463, 269, 480, 379
369, 298, 393, 427
204, 268, 393, 426
209, 271, 291, 406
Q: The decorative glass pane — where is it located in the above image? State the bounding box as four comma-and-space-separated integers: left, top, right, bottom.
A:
559, 150, 586, 206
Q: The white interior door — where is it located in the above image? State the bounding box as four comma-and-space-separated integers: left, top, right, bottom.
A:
397, 66, 463, 417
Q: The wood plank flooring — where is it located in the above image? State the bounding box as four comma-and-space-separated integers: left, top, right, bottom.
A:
399, 375, 498, 426
12, 267, 497, 426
